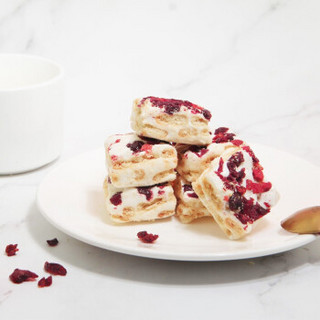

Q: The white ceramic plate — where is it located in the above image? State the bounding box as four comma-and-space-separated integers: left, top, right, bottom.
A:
37, 144, 319, 261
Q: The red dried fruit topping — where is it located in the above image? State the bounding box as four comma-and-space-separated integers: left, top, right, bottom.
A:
137, 186, 153, 201
217, 157, 224, 174
115, 139, 120, 143
226, 152, 246, 184
236, 186, 247, 195
38, 276, 52, 288
44, 262, 67, 276
5, 244, 19, 256
47, 238, 59, 247
214, 127, 229, 134
183, 184, 193, 192
111, 155, 118, 162
9, 269, 38, 284
228, 192, 243, 211
158, 190, 165, 195
110, 192, 122, 206
246, 180, 272, 194
187, 192, 198, 198
231, 139, 244, 146
182, 184, 199, 198
242, 145, 259, 163
137, 231, 159, 243
228, 193, 270, 224
189, 145, 209, 157
140, 97, 212, 120
140, 144, 152, 153
252, 167, 264, 182
234, 198, 269, 224
212, 127, 235, 143
126, 140, 145, 153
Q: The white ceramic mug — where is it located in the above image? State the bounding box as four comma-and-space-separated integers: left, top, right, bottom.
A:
0, 54, 64, 174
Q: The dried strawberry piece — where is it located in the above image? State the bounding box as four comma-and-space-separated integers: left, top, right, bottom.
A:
140, 144, 152, 153
47, 238, 59, 247
246, 180, 272, 194
44, 261, 67, 276
252, 167, 264, 182
137, 231, 159, 243
38, 276, 52, 288
5, 244, 19, 256
231, 139, 243, 146
9, 269, 38, 284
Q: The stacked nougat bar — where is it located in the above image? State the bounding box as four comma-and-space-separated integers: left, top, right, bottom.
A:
104, 133, 177, 223
104, 97, 278, 240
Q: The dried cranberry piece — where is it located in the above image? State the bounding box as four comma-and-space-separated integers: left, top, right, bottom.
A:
235, 198, 269, 224
189, 145, 209, 157
226, 152, 246, 184
242, 145, 259, 163
214, 127, 229, 134
228, 152, 244, 167
44, 262, 67, 276
183, 184, 193, 193
142, 97, 211, 120
38, 276, 52, 288
5, 244, 19, 256
110, 192, 122, 206
228, 192, 243, 211
9, 269, 38, 284
212, 127, 235, 143
137, 231, 159, 243
137, 231, 148, 238
182, 184, 199, 198
187, 192, 198, 198
126, 140, 144, 153
137, 186, 153, 201
47, 238, 59, 247
202, 109, 212, 120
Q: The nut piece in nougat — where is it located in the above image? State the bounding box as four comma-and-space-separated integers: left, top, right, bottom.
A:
192, 145, 279, 240
105, 133, 177, 188
131, 97, 212, 145
173, 175, 212, 224
103, 178, 176, 223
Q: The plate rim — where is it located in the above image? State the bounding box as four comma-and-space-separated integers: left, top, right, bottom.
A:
36, 146, 318, 261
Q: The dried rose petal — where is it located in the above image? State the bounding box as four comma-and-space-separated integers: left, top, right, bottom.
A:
44, 261, 67, 276
5, 244, 19, 256
9, 269, 38, 284
38, 276, 52, 288
137, 231, 159, 243
46, 238, 59, 247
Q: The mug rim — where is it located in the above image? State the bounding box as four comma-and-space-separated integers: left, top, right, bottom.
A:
0, 53, 64, 92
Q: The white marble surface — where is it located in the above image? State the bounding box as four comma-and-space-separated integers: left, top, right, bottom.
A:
1, 0, 320, 319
